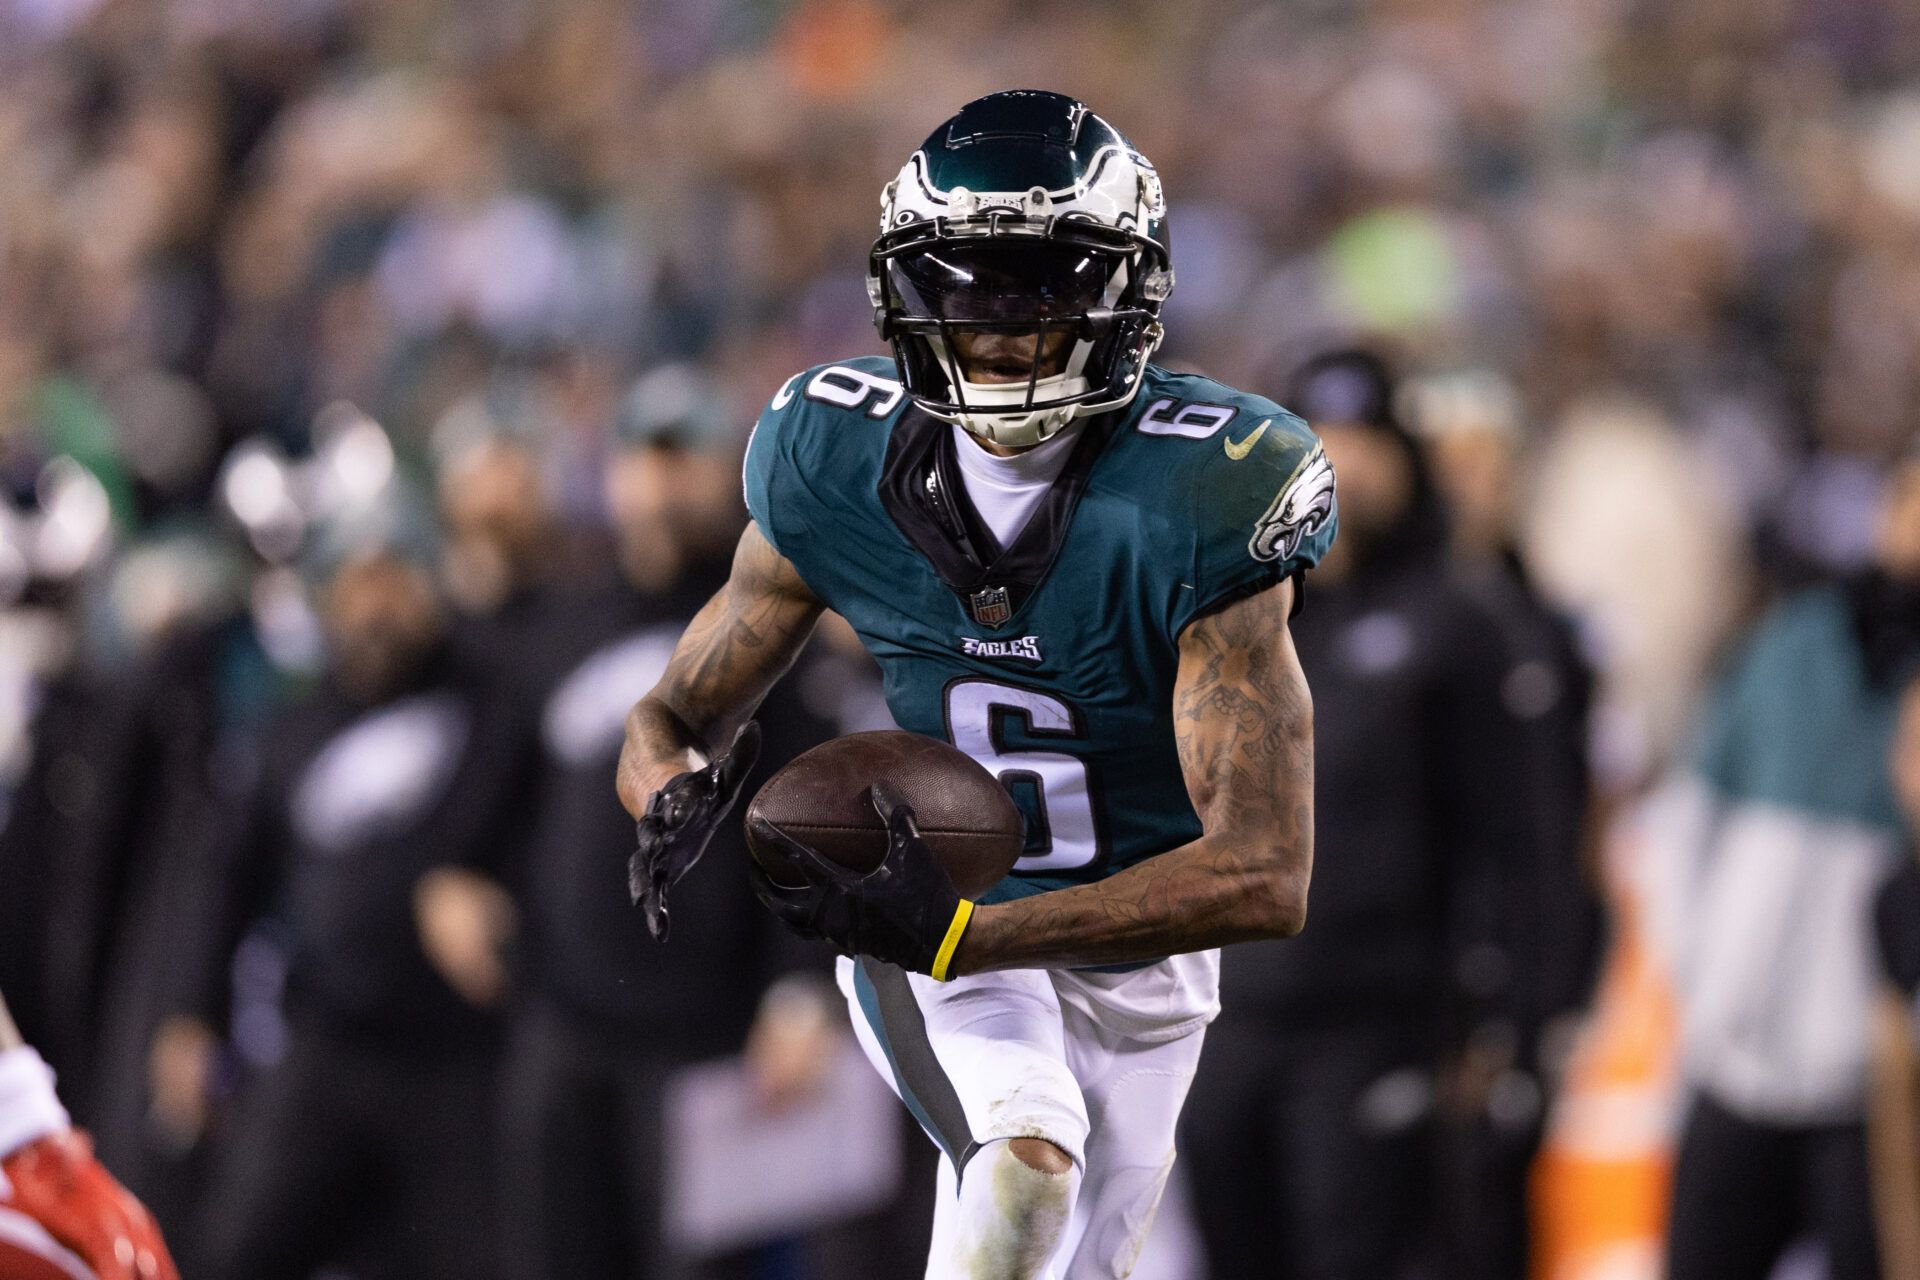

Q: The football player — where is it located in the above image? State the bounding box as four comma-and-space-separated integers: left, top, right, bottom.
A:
618, 90, 1336, 1278
0, 988, 176, 1280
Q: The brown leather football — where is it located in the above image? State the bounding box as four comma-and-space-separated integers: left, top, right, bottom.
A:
745, 730, 1024, 898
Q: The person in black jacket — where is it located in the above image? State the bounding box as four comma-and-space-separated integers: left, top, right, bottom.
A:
0, 583, 113, 1091
1409, 368, 1602, 1276
0, 463, 144, 1101
159, 544, 524, 1280
1182, 349, 1540, 1280
78, 588, 309, 1240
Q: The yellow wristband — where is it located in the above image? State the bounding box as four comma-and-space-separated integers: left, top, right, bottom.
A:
929, 899, 975, 982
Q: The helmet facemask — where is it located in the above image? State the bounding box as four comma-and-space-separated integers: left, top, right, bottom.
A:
870, 215, 1170, 448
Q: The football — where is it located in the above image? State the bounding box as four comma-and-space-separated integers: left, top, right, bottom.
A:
745, 730, 1024, 897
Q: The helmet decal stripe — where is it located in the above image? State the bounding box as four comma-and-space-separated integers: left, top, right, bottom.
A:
904, 145, 1154, 215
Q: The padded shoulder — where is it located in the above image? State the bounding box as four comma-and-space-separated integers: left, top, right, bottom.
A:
1129, 370, 1337, 632
743, 356, 906, 555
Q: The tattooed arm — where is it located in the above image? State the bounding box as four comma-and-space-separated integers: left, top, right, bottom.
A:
951, 578, 1313, 974
616, 523, 825, 818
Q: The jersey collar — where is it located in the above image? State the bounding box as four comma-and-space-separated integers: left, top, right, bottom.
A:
877, 405, 1115, 630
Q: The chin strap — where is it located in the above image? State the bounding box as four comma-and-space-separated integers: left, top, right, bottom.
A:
949, 374, 1086, 447
955, 408, 1078, 449
930, 342, 1090, 446
938, 340, 1157, 448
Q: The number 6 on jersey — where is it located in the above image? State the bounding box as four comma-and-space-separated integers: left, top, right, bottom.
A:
944, 679, 1100, 874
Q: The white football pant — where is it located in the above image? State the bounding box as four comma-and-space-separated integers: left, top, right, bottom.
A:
837, 957, 1207, 1280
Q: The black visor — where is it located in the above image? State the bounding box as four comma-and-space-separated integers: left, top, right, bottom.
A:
886, 240, 1122, 324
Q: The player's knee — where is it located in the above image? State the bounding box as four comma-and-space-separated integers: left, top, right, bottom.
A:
1007, 1136, 1074, 1177
952, 1137, 1081, 1276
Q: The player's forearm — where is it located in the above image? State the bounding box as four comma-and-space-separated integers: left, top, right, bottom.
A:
618, 685, 756, 812
623, 695, 712, 775
618, 672, 750, 816
951, 830, 1307, 973
617, 526, 822, 816
633, 582, 779, 755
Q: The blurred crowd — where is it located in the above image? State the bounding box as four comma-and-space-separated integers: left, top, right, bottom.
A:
3, 0, 1920, 1276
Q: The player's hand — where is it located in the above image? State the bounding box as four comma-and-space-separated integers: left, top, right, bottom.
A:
629, 721, 761, 941
747, 781, 974, 980
744, 976, 839, 1114
146, 1017, 216, 1152
2, 1129, 179, 1279
414, 867, 518, 1007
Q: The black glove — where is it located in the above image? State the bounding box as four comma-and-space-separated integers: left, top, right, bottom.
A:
747, 781, 975, 980
629, 721, 761, 941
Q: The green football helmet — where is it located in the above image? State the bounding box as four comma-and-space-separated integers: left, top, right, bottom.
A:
867, 90, 1175, 448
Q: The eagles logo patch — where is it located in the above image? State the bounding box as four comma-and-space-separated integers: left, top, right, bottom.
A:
1249, 446, 1336, 563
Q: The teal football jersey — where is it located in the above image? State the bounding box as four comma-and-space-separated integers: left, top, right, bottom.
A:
744, 356, 1337, 905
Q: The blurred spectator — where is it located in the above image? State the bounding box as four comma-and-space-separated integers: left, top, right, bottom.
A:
1184, 348, 1540, 1279
1519, 395, 1750, 789
1870, 673, 1920, 1280
434, 407, 561, 624
1646, 458, 1920, 1280
154, 546, 523, 1280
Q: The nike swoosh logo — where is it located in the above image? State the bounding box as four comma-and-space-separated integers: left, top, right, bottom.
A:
1223, 419, 1269, 460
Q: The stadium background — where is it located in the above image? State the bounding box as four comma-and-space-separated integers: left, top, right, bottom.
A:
2, 0, 1917, 1276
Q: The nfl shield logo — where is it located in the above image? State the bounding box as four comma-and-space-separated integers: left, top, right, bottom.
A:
970, 586, 1012, 628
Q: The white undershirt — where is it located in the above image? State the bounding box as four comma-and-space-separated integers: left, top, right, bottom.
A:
949, 422, 1083, 551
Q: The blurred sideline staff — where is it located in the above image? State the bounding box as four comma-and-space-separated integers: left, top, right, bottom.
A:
1408, 368, 1604, 1275
71, 549, 311, 1238
1184, 348, 1577, 1279
154, 537, 525, 1280
0, 456, 301, 1240
0, 461, 141, 1096
1647, 458, 1920, 1279
1409, 369, 1604, 1041
421, 366, 849, 1279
